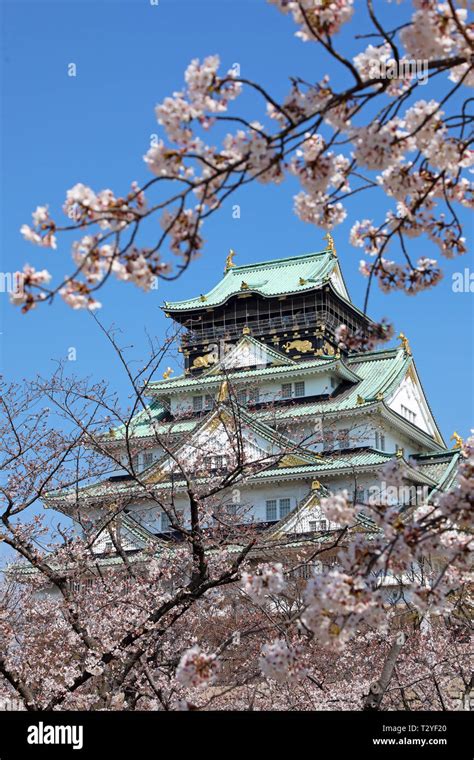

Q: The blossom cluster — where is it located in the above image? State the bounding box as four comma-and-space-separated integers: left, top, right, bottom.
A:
241, 562, 286, 604
259, 639, 307, 683
176, 644, 219, 688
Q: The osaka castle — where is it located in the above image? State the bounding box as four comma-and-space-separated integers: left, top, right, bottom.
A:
45, 236, 460, 564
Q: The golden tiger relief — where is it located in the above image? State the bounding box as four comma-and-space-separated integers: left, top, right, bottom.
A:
283, 339, 313, 354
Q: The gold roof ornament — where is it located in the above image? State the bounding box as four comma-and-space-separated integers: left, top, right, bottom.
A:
311, 480, 321, 491
217, 380, 229, 403
108, 427, 116, 439
396, 447, 404, 458
356, 394, 365, 405
242, 325, 251, 335
397, 332, 412, 355
450, 431, 463, 449
162, 367, 174, 380
299, 277, 307, 286
224, 249, 236, 273
199, 294, 207, 302
324, 231, 336, 256
376, 391, 384, 401
240, 280, 249, 291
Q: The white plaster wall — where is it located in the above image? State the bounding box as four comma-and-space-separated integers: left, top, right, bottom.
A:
388, 374, 434, 435
168, 371, 340, 416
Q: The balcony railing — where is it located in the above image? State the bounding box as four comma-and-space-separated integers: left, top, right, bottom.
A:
181, 311, 327, 346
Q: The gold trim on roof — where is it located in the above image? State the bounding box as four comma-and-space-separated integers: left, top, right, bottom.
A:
398, 332, 411, 355
224, 249, 236, 273
450, 431, 463, 449
324, 231, 336, 256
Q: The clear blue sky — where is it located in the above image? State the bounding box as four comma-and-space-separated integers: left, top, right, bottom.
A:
1, 0, 473, 447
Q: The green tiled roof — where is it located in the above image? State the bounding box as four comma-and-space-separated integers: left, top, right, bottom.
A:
163, 249, 341, 312
46, 448, 397, 508
106, 348, 410, 443
103, 400, 211, 442
104, 399, 168, 441
146, 354, 357, 395
252, 449, 394, 480
255, 348, 410, 419
414, 450, 460, 496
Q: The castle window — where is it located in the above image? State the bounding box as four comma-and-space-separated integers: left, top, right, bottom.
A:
279, 498, 291, 518
323, 430, 335, 451
338, 429, 349, 448
266, 499, 277, 521
375, 431, 386, 451
143, 451, 154, 468
401, 405, 416, 424
309, 519, 328, 532
249, 388, 260, 404
281, 382, 305, 399
236, 389, 248, 405
204, 394, 214, 409
204, 455, 228, 472
294, 381, 305, 398
193, 395, 203, 412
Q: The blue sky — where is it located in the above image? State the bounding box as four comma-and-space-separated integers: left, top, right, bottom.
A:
1, 0, 473, 449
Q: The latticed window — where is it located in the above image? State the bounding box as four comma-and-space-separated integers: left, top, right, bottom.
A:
249, 387, 260, 404
294, 381, 305, 398
338, 429, 349, 448
193, 395, 203, 412
281, 383, 292, 399
279, 498, 291, 518
401, 404, 416, 423
309, 519, 328, 532
323, 430, 335, 451
143, 451, 154, 467
204, 394, 214, 409
266, 499, 277, 521
204, 455, 227, 472
289, 561, 322, 579
236, 389, 248, 405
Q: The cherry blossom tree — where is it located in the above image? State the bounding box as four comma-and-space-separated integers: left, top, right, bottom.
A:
0, 327, 472, 711
13, 0, 472, 326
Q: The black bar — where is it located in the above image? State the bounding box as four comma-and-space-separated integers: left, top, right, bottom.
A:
0, 710, 471, 758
